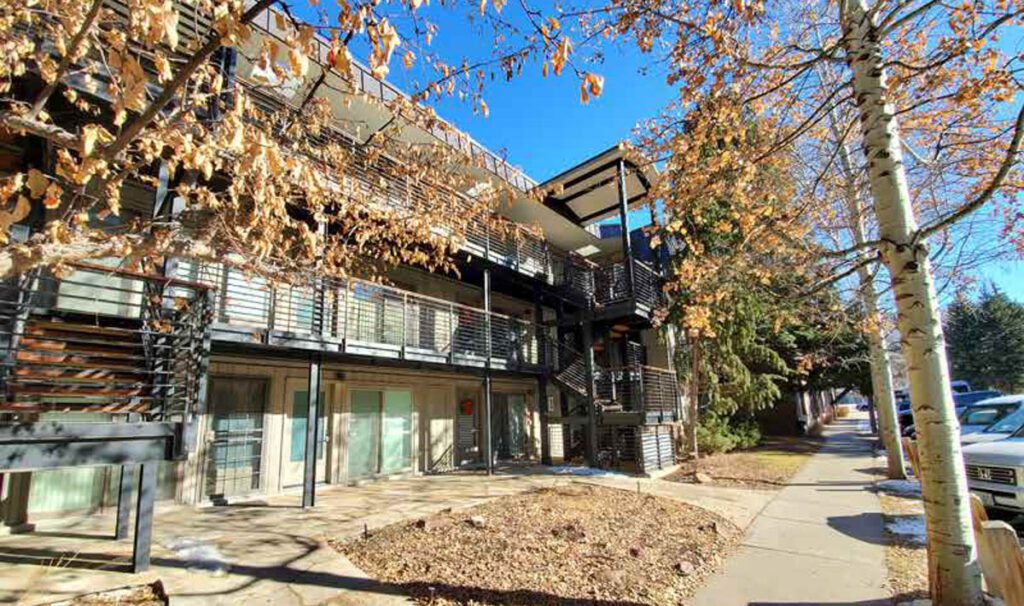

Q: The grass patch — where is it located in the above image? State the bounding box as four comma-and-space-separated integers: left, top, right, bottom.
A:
667, 435, 823, 489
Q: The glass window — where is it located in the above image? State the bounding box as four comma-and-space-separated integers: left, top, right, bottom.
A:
964, 408, 1001, 427
986, 405, 1024, 434
289, 390, 326, 462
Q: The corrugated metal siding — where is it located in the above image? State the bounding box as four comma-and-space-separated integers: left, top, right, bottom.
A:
640, 426, 676, 473
456, 411, 476, 466
547, 423, 564, 461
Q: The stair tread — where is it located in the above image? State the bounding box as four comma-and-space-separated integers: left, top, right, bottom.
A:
24, 331, 146, 349
9, 385, 148, 397
9, 373, 149, 386
0, 402, 153, 413
15, 346, 143, 361
27, 320, 139, 337
14, 354, 143, 371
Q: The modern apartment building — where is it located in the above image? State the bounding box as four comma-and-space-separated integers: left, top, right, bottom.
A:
0, 3, 684, 571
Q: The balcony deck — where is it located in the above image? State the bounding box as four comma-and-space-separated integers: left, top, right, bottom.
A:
176, 262, 545, 375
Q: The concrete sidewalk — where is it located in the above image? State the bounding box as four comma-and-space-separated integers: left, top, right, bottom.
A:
691, 415, 890, 606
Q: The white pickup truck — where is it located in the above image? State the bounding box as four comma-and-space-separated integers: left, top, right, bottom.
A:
963, 436, 1024, 513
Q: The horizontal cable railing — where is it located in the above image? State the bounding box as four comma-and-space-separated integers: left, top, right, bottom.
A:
592, 258, 660, 310
176, 262, 543, 371
596, 364, 680, 419
0, 263, 213, 422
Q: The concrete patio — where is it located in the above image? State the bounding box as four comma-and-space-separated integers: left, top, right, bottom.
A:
0, 466, 774, 606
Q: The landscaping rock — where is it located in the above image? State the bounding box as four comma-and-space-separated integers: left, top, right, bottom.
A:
693, 472, 714, 484
675, 560, 697, 576
468, 515, 486, 528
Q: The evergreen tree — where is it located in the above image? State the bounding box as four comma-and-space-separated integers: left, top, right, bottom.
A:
946, 287, 1024, 392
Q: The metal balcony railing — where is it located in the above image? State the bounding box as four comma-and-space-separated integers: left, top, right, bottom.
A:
176, 261, 544, 371
596, 364, 681, 421
592, 258, 660, 311
0, 263, 213, 423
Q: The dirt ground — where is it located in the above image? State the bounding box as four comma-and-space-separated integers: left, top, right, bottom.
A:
336, 484, 741, 605
879, 493, 928, 604
665, 436, 824, 489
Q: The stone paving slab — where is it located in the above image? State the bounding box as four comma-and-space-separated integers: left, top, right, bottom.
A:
0, 473, 558, 606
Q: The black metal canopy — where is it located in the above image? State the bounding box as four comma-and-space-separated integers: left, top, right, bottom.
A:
538, 144, 656, 226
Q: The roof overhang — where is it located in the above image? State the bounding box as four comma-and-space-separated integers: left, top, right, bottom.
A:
537, 144, 657, 226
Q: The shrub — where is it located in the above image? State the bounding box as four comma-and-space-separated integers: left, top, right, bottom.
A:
697, 414, 762, 454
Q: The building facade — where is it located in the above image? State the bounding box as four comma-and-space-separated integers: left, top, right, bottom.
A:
0, 2, 684, 570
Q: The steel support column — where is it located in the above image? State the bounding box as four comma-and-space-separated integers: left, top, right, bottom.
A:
535, 298, 551, 465
0, 472, 34, 535
115, 464, 136, 540
581, 322, 599, 467
302, 354, 322, 508
131, 462, 157, 573
616, 159, 635, 295
483, 269, 494, 475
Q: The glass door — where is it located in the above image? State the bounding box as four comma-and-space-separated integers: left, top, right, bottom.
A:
382, 391, 413, 473
507, 394, 527, 459
205, 378, 267, 501
347, 389, 413, 479
348, 390, 381, 479
281, 378, 329, 488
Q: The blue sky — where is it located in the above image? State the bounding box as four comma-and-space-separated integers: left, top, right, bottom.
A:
316, 4, 1023, 302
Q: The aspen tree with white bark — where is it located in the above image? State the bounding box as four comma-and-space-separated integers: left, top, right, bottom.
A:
517, 0, 1023, 602
3, 0, 1022, 602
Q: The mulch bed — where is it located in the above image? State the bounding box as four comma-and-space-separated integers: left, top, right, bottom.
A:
665, 436, 824, 489
334, 484, 741, 605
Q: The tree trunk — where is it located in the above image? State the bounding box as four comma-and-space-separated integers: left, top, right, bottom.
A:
832, 118, 908, 481
688, 334, 700, 458
840, 0, 983, 603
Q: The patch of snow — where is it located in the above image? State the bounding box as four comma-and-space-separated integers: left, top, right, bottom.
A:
886, 516, 927, 545
877, 479, 922, 496
164, 537, 230, 576
549, 466, 628, 478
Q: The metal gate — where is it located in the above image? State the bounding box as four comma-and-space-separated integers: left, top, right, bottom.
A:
204, 377, 268, 502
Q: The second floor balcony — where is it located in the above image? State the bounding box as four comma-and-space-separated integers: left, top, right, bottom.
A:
176, 262, 544, 373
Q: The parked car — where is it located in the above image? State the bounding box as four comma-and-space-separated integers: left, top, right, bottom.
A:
963, 432, 1024, 513
961, 396, 1024, 445
958, 395, 1022, 434
954, 390, 1004, 416
951, 380, 973, 394
900, 391, 1007, 439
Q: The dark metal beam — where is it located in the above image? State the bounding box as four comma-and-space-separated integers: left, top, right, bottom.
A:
559, 158, 621, 191
575, 192, 647, 225
617, 159, 636, 295
483, 269, 493, 476
115, 464, 135, 540
553, 173, 616, 205
302, 354, 322, 508
541, 197, 583, 224
535, 297, 551, 466
581, 322, 599, 467
0, 422, 177, 471
131, 462, 157, 573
